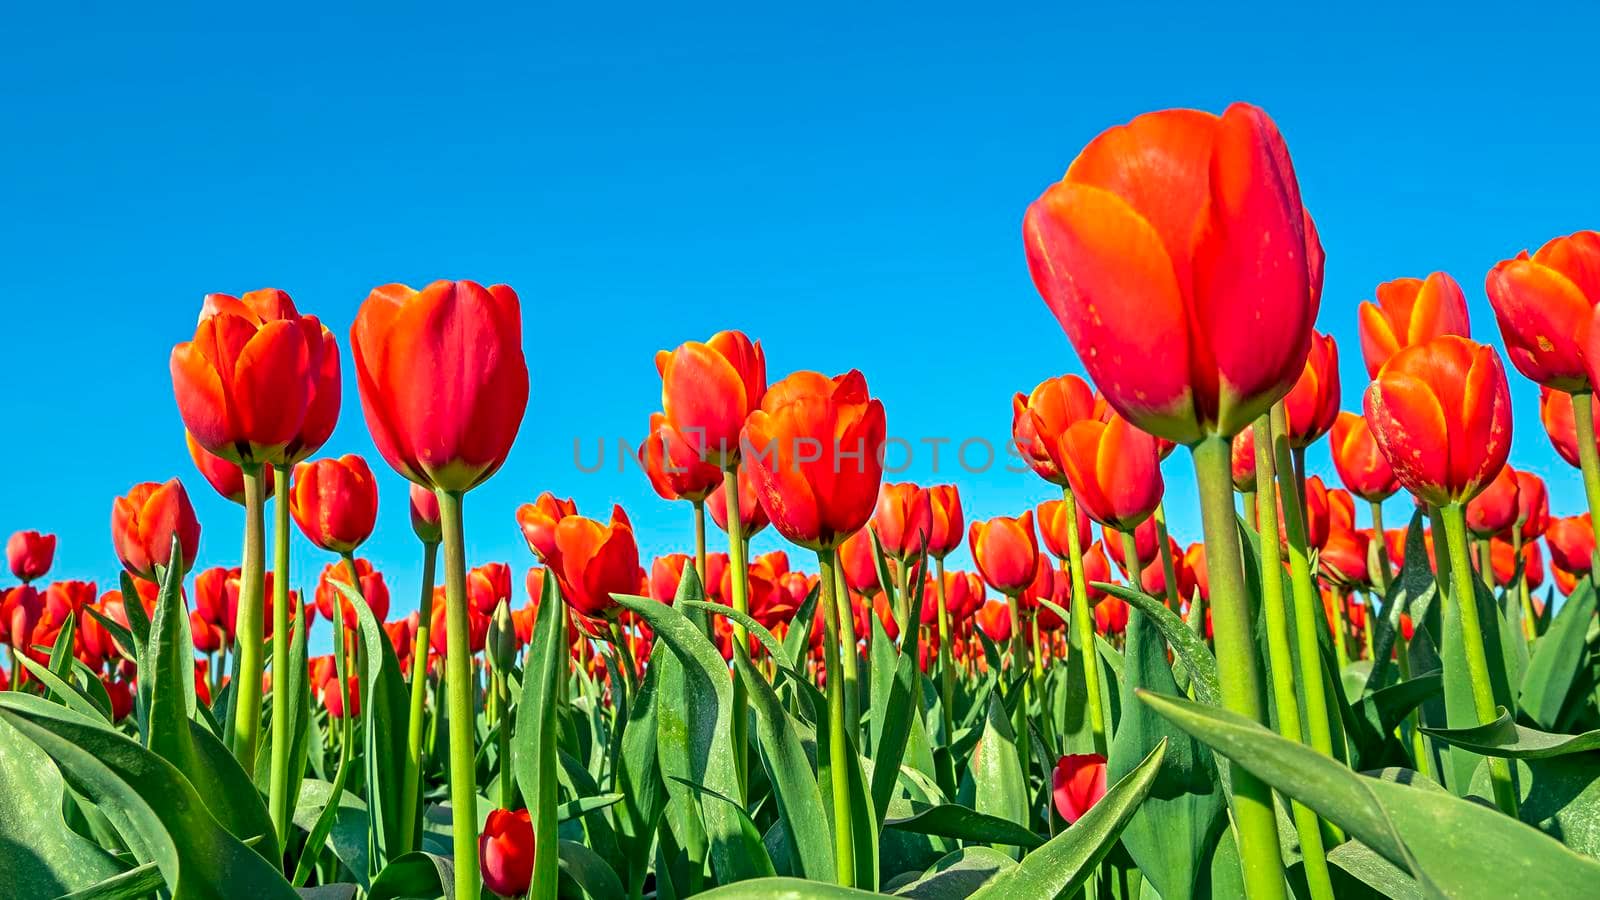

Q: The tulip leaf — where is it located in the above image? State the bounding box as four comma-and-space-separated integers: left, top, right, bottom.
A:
55, 859, 168, 900
0, 715, 128, 895
1140, 689, 1600, 895
1093, 581, 1220, 706
513, 569, 567, 900
335, 579, 411, 874
888, 846, 1017, 898
559, 838, 629, 898
781, 582, 823, 675
1520, 577, 1597, 730
1471, 753, 1600, 860
967, 693, 1028, 857
1424, 706, 1600, 758
1346, 673, 1443, 770
367, 850, 454, 900
870, 565, 929, 828
119, 571, 152, 662
693, 877, 880, 898
290, 778, 369, 886
1364, 510, 1433, 695
615, 643, 665, 892
883, 802, 1043, 850
652, 571, 711, 896
17, 652, 110, 722
967, 739, 1167, 899
0, 692, 298, 898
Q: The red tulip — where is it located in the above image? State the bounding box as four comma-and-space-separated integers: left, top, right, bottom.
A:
111, 479, 200, 581
1023, 104, 1322, 444
468, 562, 514, 616
1491, 539, 1544, 590
1037, 497, 1091, 562
315, 558, 390, 626
1465, 465, 1521, 538
649, 554, 692, 604
975, 598, 1013, 644
6, 530, 55, 583
1, 585, 43, 649
1364, 336, 1513, 507
1011, 375, 1098, 484
1052, 753, 1108, 824
43, 580, 95, 627
323, 676, 361, 719
1486, 231, 1600, 391
290, 455, 379, 554
1545, 515, 1595, 576
944, 570, 985, 622
1281, 475, 1333, 551
838, 528, 881, 594
479, 808, 535, 898
707, 457, 769, 538
1512, 471, 1551, 540
1282, 331, 1341, 448
1231, 428, 1257, 492
872, 483, 933, 560
1320, 527, 1371, 589
1357, 273, 1471, 378
191, 610, 223, 654
741, 370, 887, 551
185, 431, 274, 505
1183, 543, 1209, 600
968, 512, 1039, 596
516, 492, 577, 567
410, 483, 442, 544
429, 589, 489, 657
1330, 412, 1399, 502
552, 506, 640, 619
1102, 518, 1159, 575
640, 411, 723, 503
925, 485, 965, 559
1055, 414, 1163, 531
351, 280, 528, 492
655, 330, 767, 468
1094, 596, 1129, 635
1538, 386, 1600, 470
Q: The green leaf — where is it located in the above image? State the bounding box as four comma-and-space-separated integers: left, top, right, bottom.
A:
967, 739, 1168, 899
653, 572, 711, 896
615, 641, 665, 890
0, 716, 127, 895
1092, 581, 1220, 706
290, 778, 369, 886
693, 878, 879, 898
56, 859, 166, 900
333, 578, 411, 875
883, 802, 1043, 850
1346, 674, 1442, 770
1520, 578, 1597, 729
558, 838, 628, 898
367, 851, 453, 900
888, 846, 1016, 898
735, 650, 836, 882
514, 569, 567, 899
17, 653, 111, 722
1425, 706, 1600, 758
1471, 753, 1600, 860
967, 693, 1028, 857
1364, 510, 1433, 695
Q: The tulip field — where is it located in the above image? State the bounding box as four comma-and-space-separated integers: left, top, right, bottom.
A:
10, 102, 1600, 900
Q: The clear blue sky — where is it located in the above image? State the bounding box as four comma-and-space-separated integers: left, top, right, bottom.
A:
5, 4, 1596, 625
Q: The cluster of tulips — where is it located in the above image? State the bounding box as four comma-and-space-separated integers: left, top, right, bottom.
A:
6, 101, 1600, 900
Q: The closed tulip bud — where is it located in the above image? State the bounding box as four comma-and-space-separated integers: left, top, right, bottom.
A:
837, 528, 881, 594
111, 479, 200, 581
6, 530, 55, 583
487, 598, 517, 672
1364, 336, 1513, 508
640, 411, 723, 502
171, 289, 340, 466
1538, 386, 1600, 470
1024, 104, 1323, 444
1231, 428, 1257, 492
1053, 753, 1109, 824
479, 808, 535, 898
742, 370, 887, 550
707, 458, 769, 538
656, 330, 767, 468
1330, 412, 1399, 502
516, 493, 577, 568
1545, 515, 1595, 576
925, 485, 964, 559
872, 483, 933, 561
1512, 471, 1551, 540
185, 431, 273, 505
409, 483, 442, 544
1, 585, 43, 649
290, 455, 378, 554
1056, 414, 1164, 531
1486, 231, 1600, 391
1320, 527, 1371, 589
649, 554, 692, 605
351, 280, 529, 492
1357, 273, 1471, 378
1465, 465, 1521, 538
1282, 331, 1341, 448
1037, 498, 1091, 562
552, 506, 640, 619
968, 512, 1039, 596
468, 562, 514, 616
1011, 375, 1098, 484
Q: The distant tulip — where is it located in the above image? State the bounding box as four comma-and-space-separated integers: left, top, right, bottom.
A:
1365, 336, 1513, 507
1023, 104, 1323, 444
468, 562, 514, 616
351, 280, 529, 492
1037, 498, 1091, 562
1357, 273, 1471, 378
1538, 386, 1600, 470
1, 585, 42, 649
111, 479, 200, 580
1102, 518, 1159, 574
707, 458, 769, 537
43, 581, 95, 628
1486, 231, 1600, 391
516, 493, 577, 567
171, 289, 340, 466
649, 554, 692, 604
410, 483, 442, 544
1465, 466, 1522, 538
290, 455, 379, 554
315, 558, 390, 626
968, 512, 1039, 596
1491, 539, 1544, 590
741, 370, 887, 550
1055, 414, 1164, 531
1320, 528, 1371, 589
1330, 412, 1399, 502
872, 483, 933, 560
944, 570, 985, 622
323, 676, 361, 719
479, 808, 535, 898
975, 598, 1013, 644
1052, 753, 1108, 824
1094, 596, 1130, 635
656, 330, 766, 468
925, 485, 965, 559
1283, 331, 1341, 448
640, 411, 723, 502
1286, 475, 1333, 551
1011, 375, 1098, 483
1231, 428, 1257, 492
1512, 471, 1551, 540
838, 528, 881, 594
6, 530, 55, 583
1183, 543, 1209, 600
1545, 515, 1595, 576
191, 610, 223, 654
552, 506, 640, 619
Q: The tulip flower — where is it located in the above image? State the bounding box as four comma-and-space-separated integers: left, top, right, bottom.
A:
925, 485, 964, 560
410, 483, 442, 545
1102, 517, 1158, 574
1231, 428, 1257, 493
315, 558, 390, 626
1329, 412, 1398, 503
1, 585, 43, 652
480, 808, 535, 898
111, 480, 200, 581
1037, 498, 1092, 563
655, 331, 766, 469
1319, 527, 1371, 590
1537, 387, 1599, 470
1512, 471, 1551, 540
969, 513, 1039, 597
1094, 596, 1130, 636
1491, 539, 1544, 589
1485, 231, 1600, 392
186, 431, 274, 505
290, 455, 379, 555
1055, 414, 1163, 532
551, 506, 640, 620
648, 554, 692, 605
975, 597, 1013, 644
1283, 331, 1341, 448
516, 493, 577, 568
1052, 753, 1108, 824
1011, 375, 1098, 484
640, 410, 724, 503
322, 676, 361, 719
707, 457, 770, 538
872, 482, 933, 562
6, 530, 54, 583
837, 528, 881, 595
1357, 273, 1472, 378
1465, 465, 1521, 538
1546, 515, 1594, 577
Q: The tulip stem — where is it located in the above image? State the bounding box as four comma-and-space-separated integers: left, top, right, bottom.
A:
933, 556, 958, 796
1438, 502, 1519, 816
1191, 434, 1287, 900
1331, 588, 1351, 670
816, 548, 856, 887
832, 562, 861, 738
401, 538, 438, 854
434, 488, 481, 900
692, 500, 710, 638
231, 463, 268, 775
1512, 527, 1535, 642
1242, 490, 1257, 527
264, 466, 295, 852
721, 467, 751, 803
1005, 592, 1032, 785
1152, 502, 1181, 610
1369, 501, 1392, 595
1571, 390, 1600, 574
1061, 487, 1108, 757
1249, 416, 1335, 900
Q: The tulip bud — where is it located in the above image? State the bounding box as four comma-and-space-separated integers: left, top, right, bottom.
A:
479, 808, 535, 897
1052, 753, 1108, 824
1465, 465, 1521, 538
290, 455, 379, 554
488, 598, 517, 673
655, 330, 767, 468
6, 530, 55, 583
925, 485, 965, 559
1056, 414, 1164, 531
1282, 331, 1341, 448
968, 512, 1039, 596
409, 483, 442, 544
1011, 375, 1098, 484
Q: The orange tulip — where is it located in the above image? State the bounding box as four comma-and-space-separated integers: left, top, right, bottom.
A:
111, 479, 200, 580
1282, 331, 1341, 448
656, 330, 766, 468
1512, 471, 1551, 540
968, 512, 1039, 596
6, 530, 54, 583
468, 562, 514, 616
1320, 527, 1371, 589
1102, 518, 1159, 574
1023, 104, 1322, 444
1465, 465, 1521, 538
1357, 273, 1471, 378
1055, 414, 1163, 531
290, 454, 379, 554
837, 528, 881, 594
1037, 498, 1091, 562
552, 506, 640, 619
351, 280, 528, 492
185, 430, 274, 505
649, 554, 692, 604
707, 458, 769, 537
741, 370, 887, 551
1491, 539, 1544, 590
1329, 412, 1398, 502
872, 482, 933, 560
516, 493, 578, 568
975, 597, 1013, 644
1094, 595, 1129, 635
1545, 515, 1594, 576
315, 558, 390, 626
1486, 230, 1600, 391
925, 485, 965, 559
410, 483, 442, 544
170, 289, 340, 466
1364, 336, 1513, 507
1538, 386, 1600, 470
944, 570, 985, 622
640, 411, 722, 502
1011, 375, 1097, 484
1231, 428, 1256, 492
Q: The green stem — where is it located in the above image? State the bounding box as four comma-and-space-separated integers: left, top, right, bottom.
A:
267, 466, 293, 848
1331, 588, 1350, 671
832, 562, 861, 740
434, 489, 480, 900
1438, 502, 1519, 816
231, 463, 268, 772
1242, 490, 1256, 528
722, 468, 751, 803
693, 500, 711, 640
934, 556, 958, 795
1191, 434, 1287, 900
1061, 487, 1109, 756
1152, 502, 1181, 610
401, 538, 437, 854
1571, 389, 1600, 575
1512, 526, 1535, 642
1475, 538, 1494, 594
1369, 501, 1392, 596
817, 548, 856, 886
1005, 592, 1032, 790
497, 669, 513, 808
1249, 415, 1335, 900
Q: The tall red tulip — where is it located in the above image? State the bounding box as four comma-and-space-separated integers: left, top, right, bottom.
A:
1545, 515, 1594, 577
1485, 231, 1600, 391
925, 485, 964, 559
111, 479, 200, 580
185, 431, 274, 505
1052, 754, 1108, 824
290, 454, 379, 554
516, 493, 577, 567
968, 512, 1039, 596
1282, 331, 1340, 448
655, 330, 766, 468
468, 562, 514, 616
1357, 273, 1471, 378
872, 483, 933, 560
1055, 414, 1163, 531
552, 506, 640, 619
1330, 412, 1398, 502
6, 530, 54, 583
838, 528, 881, 594
315, 558, 390, 626
480, 808, 535, 898
1037, 498, 1091, 562
1512, 471, 1551, 540
1011, 375, 1097, 484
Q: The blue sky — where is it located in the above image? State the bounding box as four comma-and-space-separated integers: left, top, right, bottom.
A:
5, 4, 1596, 627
